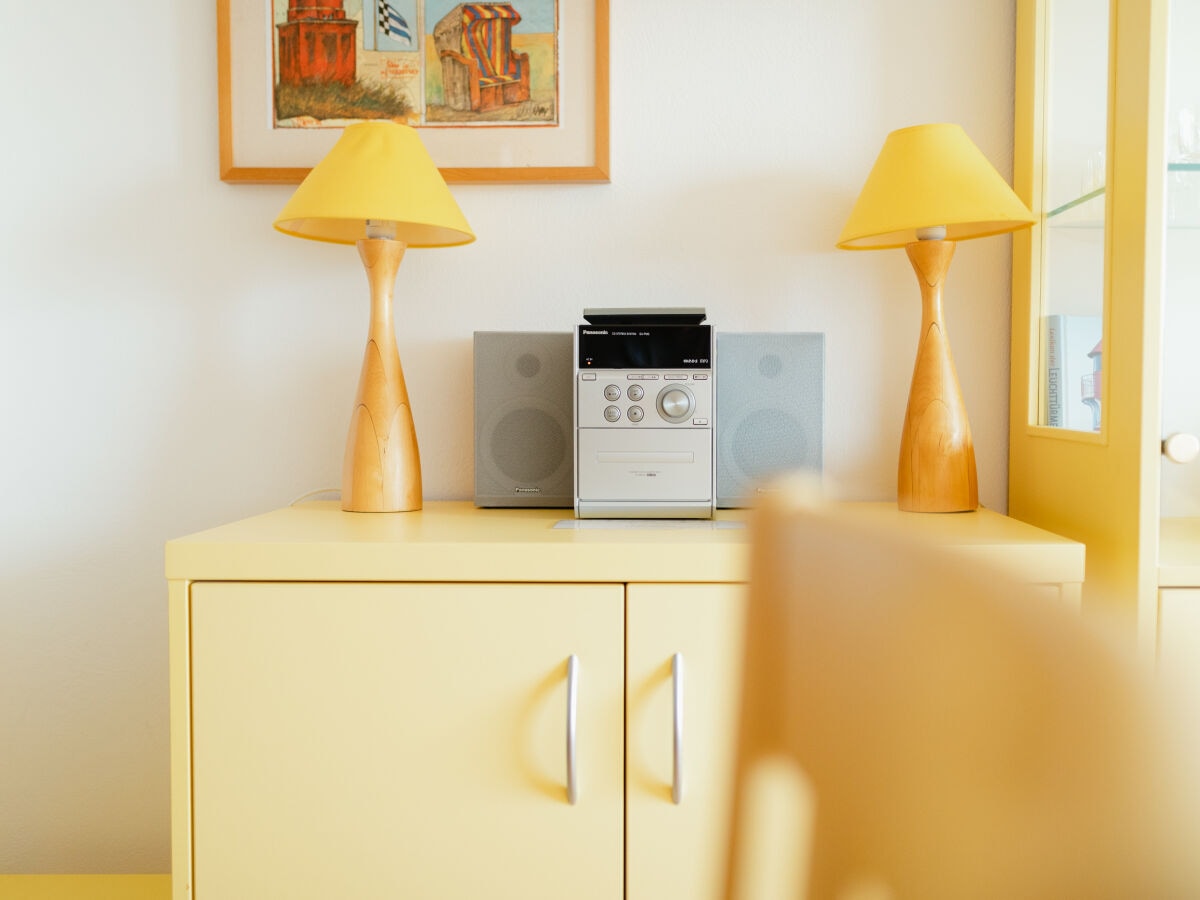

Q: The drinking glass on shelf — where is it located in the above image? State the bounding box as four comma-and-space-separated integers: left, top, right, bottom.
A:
1177, 107, 1197, 161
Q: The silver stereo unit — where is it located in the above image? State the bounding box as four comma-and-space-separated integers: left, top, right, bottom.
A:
574, 312, 714, 518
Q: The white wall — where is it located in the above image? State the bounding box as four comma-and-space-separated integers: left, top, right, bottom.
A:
0, 0, 1018, 873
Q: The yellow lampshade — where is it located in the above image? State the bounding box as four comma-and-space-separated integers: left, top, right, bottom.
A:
274, 121, 476, 247
837, 123, 1034, 250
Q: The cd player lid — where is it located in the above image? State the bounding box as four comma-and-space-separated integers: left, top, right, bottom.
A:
582, 307, 706, 326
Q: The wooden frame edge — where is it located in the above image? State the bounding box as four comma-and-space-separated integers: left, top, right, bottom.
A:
216, 0, 611, 185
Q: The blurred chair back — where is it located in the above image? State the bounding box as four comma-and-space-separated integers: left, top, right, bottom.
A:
724, 478, 1200, 900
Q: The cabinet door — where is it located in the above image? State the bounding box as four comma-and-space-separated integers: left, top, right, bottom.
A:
1010, 0, 1168, 640
188, 582, 624, 900
625, 583, 749, 900
1160, 0, 1200, 522
1160, 588, 1200, 691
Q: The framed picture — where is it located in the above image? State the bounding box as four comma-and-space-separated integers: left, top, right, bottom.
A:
217, 0, 609, 183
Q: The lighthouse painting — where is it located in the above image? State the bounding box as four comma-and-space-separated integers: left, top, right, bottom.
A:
272, 0, 558, 129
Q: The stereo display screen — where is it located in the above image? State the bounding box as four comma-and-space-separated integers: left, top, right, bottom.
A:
577, 325, 712, 369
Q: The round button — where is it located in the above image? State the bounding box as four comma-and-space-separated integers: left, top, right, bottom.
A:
604, 405, 621, 422
603, 384, 621, 401
628, 405, 644, 422
627, 384, 644, 401
656, 385, 695, 423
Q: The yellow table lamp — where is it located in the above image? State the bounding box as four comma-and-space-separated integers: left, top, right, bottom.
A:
275, 121, 475, 512
837, 123, 1034, 512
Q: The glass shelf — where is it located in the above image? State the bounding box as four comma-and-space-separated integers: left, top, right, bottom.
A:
1047, 186, 1105, 220
1048, 162, 1200, 227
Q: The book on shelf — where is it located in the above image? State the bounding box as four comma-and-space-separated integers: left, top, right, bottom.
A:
1043, 314, 1102, 431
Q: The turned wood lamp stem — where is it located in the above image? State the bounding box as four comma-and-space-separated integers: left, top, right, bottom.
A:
898, 237, 978, 512
272, 122, 474, 514
341, 235, 423, 513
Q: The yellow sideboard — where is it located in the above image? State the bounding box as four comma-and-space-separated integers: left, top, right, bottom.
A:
165, 501, 1083, 899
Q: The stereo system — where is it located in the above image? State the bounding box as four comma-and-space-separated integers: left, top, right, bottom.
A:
575, 309, 715, 518
473, 315, 824, 516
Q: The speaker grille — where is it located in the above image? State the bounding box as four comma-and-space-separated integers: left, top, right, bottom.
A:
491, 407, 568, 483
515, 352, 542, 379
730, 407, 810, 480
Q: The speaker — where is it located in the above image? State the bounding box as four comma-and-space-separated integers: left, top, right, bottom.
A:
716, 332, 824, 507
474, 331, 574, 508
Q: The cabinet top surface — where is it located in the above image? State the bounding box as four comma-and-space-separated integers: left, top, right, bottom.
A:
166, 501, 1083, 585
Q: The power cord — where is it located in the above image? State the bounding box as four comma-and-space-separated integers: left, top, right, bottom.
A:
289, 488, 341, 506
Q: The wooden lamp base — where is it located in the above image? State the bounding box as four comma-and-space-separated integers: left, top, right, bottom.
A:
341, 238, 423, 513
897, 239, 978, 513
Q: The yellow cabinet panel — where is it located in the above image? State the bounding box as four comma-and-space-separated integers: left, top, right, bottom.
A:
625, 583, 749, 900
1160, 588, 1200, 681
189, 582, 624, 900
1159, 588, 1200, 732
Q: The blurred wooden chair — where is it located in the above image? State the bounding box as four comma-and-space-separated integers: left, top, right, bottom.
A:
724, 477, 1200, 900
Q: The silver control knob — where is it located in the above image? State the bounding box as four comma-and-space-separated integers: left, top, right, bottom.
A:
604, 405, 621, 422
628, 405, 644, 422
603, 384, 621, 401
627, 384, 644, 401
657, 386, 695, 423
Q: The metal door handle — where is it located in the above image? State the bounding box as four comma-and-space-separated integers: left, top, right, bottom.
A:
672, 652, 684, 804
567, 654, 579, 805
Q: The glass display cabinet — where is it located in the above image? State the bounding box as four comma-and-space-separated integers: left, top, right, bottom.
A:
1012, 0, 1200, 681
1009, 0, 1181, 654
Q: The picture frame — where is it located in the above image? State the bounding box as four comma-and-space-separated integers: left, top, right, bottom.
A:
217, 0, 609, 184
